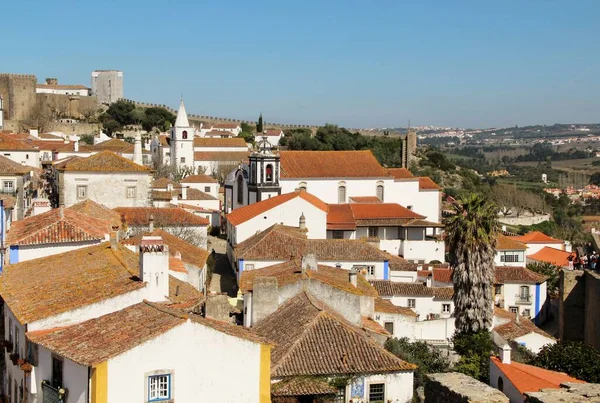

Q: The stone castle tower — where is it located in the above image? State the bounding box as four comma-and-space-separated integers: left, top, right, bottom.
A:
401, 129, 417, 168
0, 74, 37, 121
170, 99, 195, 170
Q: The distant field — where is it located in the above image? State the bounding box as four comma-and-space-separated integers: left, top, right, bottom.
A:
445, 153, 475, 160
515, 157, 600, 174
495, 178, 551, 190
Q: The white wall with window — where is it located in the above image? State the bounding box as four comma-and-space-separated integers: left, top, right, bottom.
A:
388, 295, 454, 322
0, 150, 40, 168
494, 281, 547, 324
494, 249, 526, 267
338, 372, 413, 403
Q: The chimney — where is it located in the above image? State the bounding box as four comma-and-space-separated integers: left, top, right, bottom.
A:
59, 205, 64, 220
299, 212, 306, 231
499, 343, 511, 365
74, 141, 79, 152
181, 186, 188, 200
515, 311, 520, 324
349, 267, 358, 287
110, 234, 118, 251
45, 78, 58, 85
501, 225, 507, 233
133, 131, 143, 165
139, 236, 169, 302
29, 129, 39, 138
148, 214, 155, 232
174, 250, 182, 260
301, 254, 318, 273
426, 273, 432, 288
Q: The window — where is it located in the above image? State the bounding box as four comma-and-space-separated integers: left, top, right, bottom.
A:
442, 304, 451, 313
520, 285, 530, 301
498, 376, 504, 392
495, 285, 502, 295
180, 157, 185, 163
204, 186, 210, 192
266, 164, 273, 182
338, 185, 346, 204
333, 230, 343, 239
509, 306, 518, 314
408, 299, 416, 308
26, 154, 29, 160
376, 183, 384, 200
3, 181, 14, 193
148, 374, 171, 401
366, 265, 375, 276
126, 186, 136, 199
333, 387, 346, 403
77, 185, 87, 199
368, 227, 378, 238
26, 339, 38, 366
14, 326, 19, 356
384, 322, 394, 334
500, 251, 524, 263
182, 130, 188, 139
369, 383, 385, 402
237, 175, 244, 204
245, 264, 255, 271
52, 356, 63, 388
523, 309, 531, 318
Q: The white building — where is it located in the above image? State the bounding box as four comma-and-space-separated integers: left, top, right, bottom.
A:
0, 154, 37, 220
0, 134, 40, 168
493, 308, 555, 354
169, 99, 196, 170
55, 150, 152, 208
1, 238, 271, 403
180, 174, 219, 198
508, 231, 569, 255
35, 78, 90, 96
494, 266, 548, 325
261, 129, 284, 146
495, 235, 527, 267
91, 70, 124, 105
208, 123, 242, 137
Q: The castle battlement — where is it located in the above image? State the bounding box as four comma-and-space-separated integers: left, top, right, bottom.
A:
0, 73, 37, 80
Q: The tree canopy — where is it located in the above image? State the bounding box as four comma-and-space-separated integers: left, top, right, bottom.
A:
385, 338, 450, 388
530, 342, 600, 383
99, 100, 175, 136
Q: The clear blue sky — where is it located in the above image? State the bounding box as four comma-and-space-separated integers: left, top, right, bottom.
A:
3, 0, 599, 128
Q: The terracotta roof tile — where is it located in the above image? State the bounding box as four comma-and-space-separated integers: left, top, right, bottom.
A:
326, 204, 356, 230
0, 155, 33, 175
115, 207, 209, 226
26, 301, 185, 366
350, 203, 425, 220
169, 257, 188, 273
527, 247, 571, 268
511, 231, 563, 244
370, 280, 453, 299
0, 243, 144, 324
152, 178, 181, 189
418, 177, 441, 190
494, 266, 548, 284
253, 292, 416, 377
361, 316, 391, 336
205, 130, 235, 137
68, 199, 123, 229
349, 196, 382, 204
327, 203, 425, 230
194, 137, 247, 148
239, 260, 378, 297
194, 151, 249, 162
0, 195, 16, 209
180, 174, 218, 184
494, 310, 554, 340
185, 188, 217, 201
227, 191, 327, 226
79, 138, 134, 153
374, 298, 417, 316
417, 268, 453, 284
124, 229, 209, 269
490, 357, 584, 395
7, 208, 110, 245
59, 150, 150, 172
152, 190, 175, 201
188, 314, 271, 345
271, 377, 338, 397
0, 136, 38, 151
497, 234, 527, 250
386, 168, 414, 180
168, 275, 203, 305
279, 150, 389, 179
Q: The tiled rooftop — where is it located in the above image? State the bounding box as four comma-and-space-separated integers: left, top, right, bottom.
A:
510, 231, 563, 244
68, 199, 123, 229
279, 150, 389, 179
58, 150, 150, 172
527, 247, 572, 268
327, 203, 427, 229
253, 292, 416, 377
497, 234, 527, 251
374, 298, 417, 316
418, 177, 441, 190
349, 196, 382, 204
370, 280, 453, 299
271, 377, 338, 397
494, 309, 554, 341
194, 151, 249, 162
115, 207, 209, 226
0, 155, 33, 175
180, 174, 218, 184
494, 266, 548, 284
386, 168, 414, 180
194, 137, 247, 148
417, 268, 453, 284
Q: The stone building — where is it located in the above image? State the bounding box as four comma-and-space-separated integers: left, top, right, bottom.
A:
0, 74, 37, 121
401, 129, 417, 169
91, 70, 123, 104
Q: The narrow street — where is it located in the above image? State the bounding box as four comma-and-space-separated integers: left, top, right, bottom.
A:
207, 236, 238, 297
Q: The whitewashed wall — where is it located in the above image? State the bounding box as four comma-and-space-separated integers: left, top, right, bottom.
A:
489, 360, 524, 403
10, 239, 105, 264
343, 372, 414, 403
389, 295, 454, 321
513, 332, 555, 354
0, 150, 40, 168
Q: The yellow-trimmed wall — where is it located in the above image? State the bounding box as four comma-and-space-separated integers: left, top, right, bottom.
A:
91, 361, 108, 403
259, 344, 271, 403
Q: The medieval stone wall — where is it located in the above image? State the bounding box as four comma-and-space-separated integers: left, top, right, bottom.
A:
425, 373, 509, 403
560, 269, 600, 349
0, 74, 37, 120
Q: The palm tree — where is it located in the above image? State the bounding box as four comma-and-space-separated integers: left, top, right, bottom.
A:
445, 193, 499, 334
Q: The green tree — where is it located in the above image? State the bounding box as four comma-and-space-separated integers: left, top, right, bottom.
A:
256, 113, 263, 133
530, 342, 600, 383
98, 100, 136, 135
452, 330, 494, 382
526, 262, 559, 294
142, 107, 175, 132
385, 338, 450, 388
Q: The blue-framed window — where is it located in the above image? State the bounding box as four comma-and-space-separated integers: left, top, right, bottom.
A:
148, 374, 171, 401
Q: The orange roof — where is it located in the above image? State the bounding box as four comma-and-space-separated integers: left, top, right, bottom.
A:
495, 266, 548, 284
350, 203, 425, 220
491, 357, 584, 396
59, 150, 150, 172
263, 129, 283, 136
349, 196, 382, 204
226, 190, 327, 226
68, 199, 123, 229
212, 123, 241, 130
279, 150, 389, 178
511, 231, 563, 244
386, 168, 414, 180
497, 234, 527, 250
194, 151, 249, 162
115, 207, 209, 226
326, 205, 356, 230
527, 247, 572, 267
180, 174, 218, 184
327, 203, 425, 230
169, 257, 187, 273
418, 177, 441, 190
0, 135, 38, 151
417, 268, 453, 284
374, 298, 417, 316
194, 137, 247, 148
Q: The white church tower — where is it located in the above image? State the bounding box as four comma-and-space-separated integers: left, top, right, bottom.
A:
170, 99, 195, 170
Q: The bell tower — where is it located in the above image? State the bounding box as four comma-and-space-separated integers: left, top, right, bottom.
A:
247, 136, 281, 204
170, 98, 195, 170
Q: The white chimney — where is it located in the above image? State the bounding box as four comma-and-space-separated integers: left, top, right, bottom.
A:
349, 267, 358, 287
139, 236, 169, 302
174, 250, 182, 260
181, 186, 187, 200
301, 254, 318, 273
74, 141, 79, 152
29, 129, 39, 138
426, 273, 432, 288
133, 131, 143, 165
299, 213, 306, 231
499, 343, 511, 364
148, 214, 155, 232
502, 225, 507, 232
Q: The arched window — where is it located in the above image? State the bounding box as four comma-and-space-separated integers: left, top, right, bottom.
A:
376, 182, 384, 201
338, 184, 346, 204
182, 130, 188, 139
497, 377, 504, 392
237, 175, 244, 204
266, 164, 273, 182
520, 285, 530, 302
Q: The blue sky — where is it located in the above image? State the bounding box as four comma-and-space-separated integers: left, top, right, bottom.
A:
3, 1, 599, 128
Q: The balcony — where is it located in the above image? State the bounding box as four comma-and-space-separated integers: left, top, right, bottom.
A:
515, 294, 533, 305
41, 380, 67, 402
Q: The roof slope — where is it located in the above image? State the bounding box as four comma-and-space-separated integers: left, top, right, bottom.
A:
374, 298, 417, 316
7, 208, 110, 246
79, 138, 134, 153
497, 234, 527, 251
180, 174, 218, 184
327, 203, 427, 229
418, 177, 441, 190
271, 377, 337, 397
68, 199, 123, 229
239, 260, 378, 297
194, 151, 249, 162
59, 150, 150, 172
194, 137, 247, 148
370, 280, 453, 299
227, 191, 327, 226
0, 243, 144, 324
279, 150, 389, 179
494, 266, 548, 284
0, 155, 32, 175
386, 168, 414, 180
124, 229, 209, 268
27, 301, 186, 366
115, 207, 209, 226
253, 292, 416, 377
494, 311, 554, 340
490, 357, 584, 395
511, 231, 563, 244
417, 268, 453, 284
527, 247, 571, 267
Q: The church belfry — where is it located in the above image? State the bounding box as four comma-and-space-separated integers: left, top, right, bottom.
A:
170, 98, 195, 170
248, 136, 281, 203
